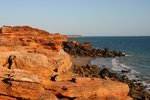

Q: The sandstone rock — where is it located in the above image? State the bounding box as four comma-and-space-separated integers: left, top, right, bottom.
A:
0, 67, 59, 100
55, 71, 74, 82
0, 50, 72, 79
0, 52, 53, 78
0, 67, 43, 99
0, 25, 132, 100
0, 66, 132, 100
0, 66, 40, 83
43, 77, 132, 100
0, 26, 67, 51
0, 96, 16, 100
1, 26, 12, 33
52, 49, 72, 75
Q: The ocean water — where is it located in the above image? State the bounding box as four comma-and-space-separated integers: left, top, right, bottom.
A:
69, 36, 150, 90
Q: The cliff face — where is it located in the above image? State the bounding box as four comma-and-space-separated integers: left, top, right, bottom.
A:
0, 26, 67, 51
0, 26, 131, 100
0, 26, 71, 76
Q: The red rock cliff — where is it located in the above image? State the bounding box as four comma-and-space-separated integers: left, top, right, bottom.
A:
0, 26, 132, 100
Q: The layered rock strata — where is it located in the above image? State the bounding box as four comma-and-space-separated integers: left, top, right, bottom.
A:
0, 26, 131, 100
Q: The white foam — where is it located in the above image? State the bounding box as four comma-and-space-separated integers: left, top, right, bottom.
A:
112, 58, 150, 93
91, 57, 150, 93
111, 58, 130, 72
120, 63, 130, 69
111, 58, 119, 71
145, 84, 150, 93
125, 54, 133, 57
112, 58, 139, 78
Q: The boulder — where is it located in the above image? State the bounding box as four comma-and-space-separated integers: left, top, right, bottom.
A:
0, 52, 53, 78
43, 77, 132, 100
0, 67, 58, 100
100, 68, 110, 79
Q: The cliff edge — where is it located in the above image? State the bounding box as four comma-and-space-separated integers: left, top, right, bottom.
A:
0, 26, 131, 100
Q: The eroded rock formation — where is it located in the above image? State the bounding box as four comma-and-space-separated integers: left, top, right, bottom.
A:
0, 26, 131, 100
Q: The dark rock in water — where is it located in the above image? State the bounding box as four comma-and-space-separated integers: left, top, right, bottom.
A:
112, 50, 118, 56
106, 72, 150, 100
127, 81, 150, 100
118, 51, 124, 57
93, 66, 150, 100
104, 48, 110, 52
63, 41, 126, 57
122, 69, 130, 73
100, 68, 110, 79
72, 61, 150, 99
64, 40, 150, 99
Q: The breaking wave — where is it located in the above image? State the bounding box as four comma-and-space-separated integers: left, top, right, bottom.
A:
91, 57, 150, 93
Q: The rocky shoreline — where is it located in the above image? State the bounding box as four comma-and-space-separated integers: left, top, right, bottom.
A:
63, 41, 126, 57
0, 25, 148, 100
71, 56, 150, 100
63, 41, 150, 99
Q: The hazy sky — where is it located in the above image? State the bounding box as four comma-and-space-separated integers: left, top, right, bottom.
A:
0, 0, 150, 36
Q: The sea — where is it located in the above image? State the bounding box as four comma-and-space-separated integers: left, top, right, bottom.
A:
69, 36, 150, 92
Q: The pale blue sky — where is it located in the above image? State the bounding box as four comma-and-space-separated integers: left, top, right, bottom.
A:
0, 0, 150, 36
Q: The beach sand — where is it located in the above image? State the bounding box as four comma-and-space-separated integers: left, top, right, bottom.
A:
72, 56, 94, 66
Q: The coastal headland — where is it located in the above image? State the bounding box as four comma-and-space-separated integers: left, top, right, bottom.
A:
0, 26, 149, 100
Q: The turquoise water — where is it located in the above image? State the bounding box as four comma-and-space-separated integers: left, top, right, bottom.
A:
69, 36, 150, 83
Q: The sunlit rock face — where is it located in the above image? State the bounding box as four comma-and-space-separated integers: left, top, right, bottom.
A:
0, 26, 131, 100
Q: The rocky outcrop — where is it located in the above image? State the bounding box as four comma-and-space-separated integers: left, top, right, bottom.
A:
0, 50, 72, 79
63, 41, 126, 57
0, 25, 132, 100
0, 25, 67, 51
0, 66, 132, 100
0, 25, 72, 76
43, 77, 131, 100
0, 67, 58, 100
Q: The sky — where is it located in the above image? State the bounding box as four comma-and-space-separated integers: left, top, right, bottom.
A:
0, 0, 150, 36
